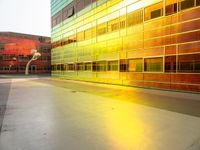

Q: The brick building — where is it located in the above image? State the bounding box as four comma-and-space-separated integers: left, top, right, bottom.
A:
0, 32, 51, 74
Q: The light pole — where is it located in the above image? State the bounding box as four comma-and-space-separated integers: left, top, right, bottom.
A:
25, 49, 41, 75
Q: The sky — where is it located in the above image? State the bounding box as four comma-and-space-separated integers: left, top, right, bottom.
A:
0, 0, 51, 37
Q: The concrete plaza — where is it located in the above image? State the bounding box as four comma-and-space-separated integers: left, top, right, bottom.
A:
0, 76, 200, 150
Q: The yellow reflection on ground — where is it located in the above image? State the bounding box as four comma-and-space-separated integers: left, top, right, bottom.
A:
105, 102, 147, 149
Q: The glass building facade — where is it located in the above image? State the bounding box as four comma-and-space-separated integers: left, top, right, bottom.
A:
51, 0, 200, 92
0, 32, 51, 74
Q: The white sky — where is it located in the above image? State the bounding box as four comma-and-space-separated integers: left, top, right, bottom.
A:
0, 0, 51, 37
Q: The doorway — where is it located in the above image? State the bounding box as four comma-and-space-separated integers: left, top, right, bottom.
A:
30, 65, 37, 74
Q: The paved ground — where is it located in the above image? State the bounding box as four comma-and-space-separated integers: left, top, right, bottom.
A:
0, 76, 200, 150
0, 78, 12, 130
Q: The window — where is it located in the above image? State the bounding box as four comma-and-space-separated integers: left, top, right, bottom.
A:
91, 27, 97, 38
67, 6, 74, 18
39, 37, 45, 42
108, 61, 118, 71
108, 18, 119, 32
62, 7, 68, 20
42, 56, 48, 61
98, 61, 107, 71
77, 63, 84, 71
0, 54, 3, 61
51, 65, 56, 71
128, 59, 143, 72
85, 0, 92, 6
44, 66, 51, 71
178, 0, 194, 11
19, 66, 25, 71
119, 16, 126, 29
165, 56, 176, 72
85, 29, 92, 40
61, 37, 69, 46
0, 43, 4, 50
10, 66, 17, 71
10, 65, 16, 71
52, 16, 57, 27
57, 64, 61, 70
120, 20, 126, 29
68, 64, 75, 71
52, 40, 62, 48
97, 23, 107, 36
55, 12, 62, 25
144, 57, 163, 72
120, 59, 128, 72
39, 46, 49, 52
151, 9, 162, 19
4, 66, 10, 71
61, 64, 66, 71
85, 62, 92, 71
93, 62, 97, 71
17, 55, 24, 61
197, 0, 200, 6
178, 54, 200, 73
145, 2, 163, 21
76, 0, 84, 12
36, 66, 42, 71
93, 61, 107, 71
97, 0, 107, 6
68, 35, 76, 43
166, 0, 177, 16
127, 9, 143, 27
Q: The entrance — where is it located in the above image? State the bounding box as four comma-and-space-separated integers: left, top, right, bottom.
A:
30, 65, 37, 74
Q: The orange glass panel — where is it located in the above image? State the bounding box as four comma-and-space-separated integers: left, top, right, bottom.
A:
171, 74, 200, 84
178, 42, 200, 54
144, 47, 164, 56
165, 45, 176, 55
127, 72, 143, 80
176, 19, 200, 33
143, 73, 171, 82
178, 7, 200, 21
77, 31, 85, 42
177, 31, 200, 43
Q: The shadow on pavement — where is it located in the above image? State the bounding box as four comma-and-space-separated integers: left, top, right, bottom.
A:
41, 79, 200, 117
